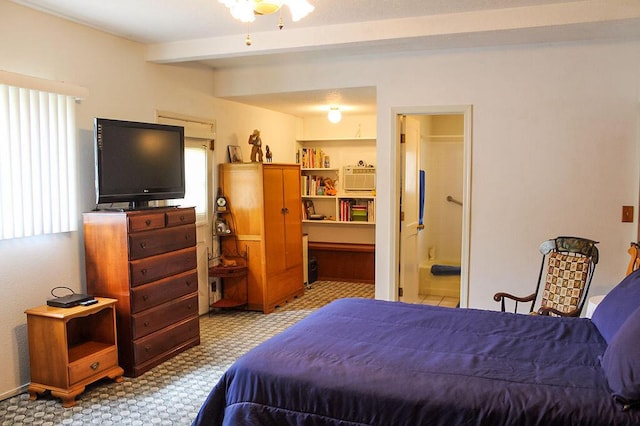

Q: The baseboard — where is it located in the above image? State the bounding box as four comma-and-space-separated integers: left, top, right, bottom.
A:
0, 383, 28, 401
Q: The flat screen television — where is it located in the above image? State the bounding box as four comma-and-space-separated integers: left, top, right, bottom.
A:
94, 118, 185, 209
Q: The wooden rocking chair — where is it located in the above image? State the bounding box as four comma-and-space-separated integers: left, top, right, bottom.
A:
494, 236, 599, 317
626, 242, 640, 276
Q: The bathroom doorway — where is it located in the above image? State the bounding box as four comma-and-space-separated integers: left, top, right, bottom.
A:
397, 106, 471, 307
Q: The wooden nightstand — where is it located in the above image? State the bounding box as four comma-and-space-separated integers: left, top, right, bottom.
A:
25, 297, 124, 407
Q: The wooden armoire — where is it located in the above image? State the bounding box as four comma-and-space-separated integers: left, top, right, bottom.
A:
219, 163, 304, 313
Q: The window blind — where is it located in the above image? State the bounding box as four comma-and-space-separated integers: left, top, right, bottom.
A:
0, 84, 77, 239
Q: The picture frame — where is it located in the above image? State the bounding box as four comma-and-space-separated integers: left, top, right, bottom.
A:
228, 145, 243, 163
303, 199, 315, 217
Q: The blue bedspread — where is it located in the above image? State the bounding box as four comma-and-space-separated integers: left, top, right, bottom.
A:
193, 298, 640, 425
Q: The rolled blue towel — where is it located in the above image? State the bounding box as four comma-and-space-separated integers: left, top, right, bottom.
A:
431, 264, 461, 276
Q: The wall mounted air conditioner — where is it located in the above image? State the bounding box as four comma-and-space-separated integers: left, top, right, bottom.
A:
343, 166, 376, 191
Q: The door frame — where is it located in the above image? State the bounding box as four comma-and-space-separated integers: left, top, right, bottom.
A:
391, 105, 473, 307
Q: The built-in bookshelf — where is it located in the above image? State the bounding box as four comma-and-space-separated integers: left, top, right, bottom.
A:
299, 140, 375, 226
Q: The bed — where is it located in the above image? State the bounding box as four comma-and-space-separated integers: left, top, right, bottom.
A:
193, 271, 640, 425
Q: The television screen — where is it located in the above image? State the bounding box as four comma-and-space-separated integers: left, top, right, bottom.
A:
95, 118, 185, 209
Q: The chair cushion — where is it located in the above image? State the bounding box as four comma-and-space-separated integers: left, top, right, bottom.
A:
540, 252, 590, 315
592, 268, 640, 343
601, 304, 640, 407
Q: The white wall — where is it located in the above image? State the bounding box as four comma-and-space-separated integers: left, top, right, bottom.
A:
0, 0, 297, 399
211, 41, 640, 305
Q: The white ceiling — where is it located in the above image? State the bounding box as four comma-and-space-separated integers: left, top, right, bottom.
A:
11, 0, 585, 44
10, 0, 640, 117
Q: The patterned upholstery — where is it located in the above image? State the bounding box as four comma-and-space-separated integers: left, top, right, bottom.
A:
541, 251, 591, 315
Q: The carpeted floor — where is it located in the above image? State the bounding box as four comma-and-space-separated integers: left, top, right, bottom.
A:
0, 281, 374, 425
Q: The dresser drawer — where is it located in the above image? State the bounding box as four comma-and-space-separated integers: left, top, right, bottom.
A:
166, 208, 196, 227
129, 247, 196, 287
130, 271, 197, 314
128, 224, 196, 260
128, 212, 165, 232
68, 347, 118, 385
133, 316, 200, 365
131, 293, 198, 340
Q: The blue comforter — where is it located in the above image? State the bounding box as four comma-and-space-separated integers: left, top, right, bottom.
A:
193, 298, 640, 425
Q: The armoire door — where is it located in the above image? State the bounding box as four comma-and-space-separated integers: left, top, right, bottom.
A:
263, 166, 288, 276
281, 166, 303, 270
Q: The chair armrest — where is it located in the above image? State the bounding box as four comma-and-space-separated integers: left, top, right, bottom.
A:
493, 292, 535, 303
536, 306, 581, 317
493, 292, 536, 313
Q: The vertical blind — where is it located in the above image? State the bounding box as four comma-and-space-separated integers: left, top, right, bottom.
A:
0, 84, 77, 239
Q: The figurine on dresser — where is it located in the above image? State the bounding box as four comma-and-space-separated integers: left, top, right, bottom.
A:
248, 129, 263, 162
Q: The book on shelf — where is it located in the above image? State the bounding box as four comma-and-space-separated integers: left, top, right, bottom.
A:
301, 174, 334, 196
339, 199, 375, 222
299, 147, 329, 169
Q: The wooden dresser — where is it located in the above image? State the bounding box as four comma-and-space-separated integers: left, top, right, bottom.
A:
83, 207, 200, 377
219, 163, 304, 313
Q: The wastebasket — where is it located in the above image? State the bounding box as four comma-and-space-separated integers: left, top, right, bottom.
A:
308, 256, 318, 284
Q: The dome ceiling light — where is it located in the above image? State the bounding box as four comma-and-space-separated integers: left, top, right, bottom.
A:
218, 0, 314, 44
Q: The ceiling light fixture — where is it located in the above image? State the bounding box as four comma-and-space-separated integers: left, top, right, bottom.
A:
218, 0, 314, 24
327, 106, 342, 124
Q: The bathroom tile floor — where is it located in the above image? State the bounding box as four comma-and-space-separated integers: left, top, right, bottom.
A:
418, 294, 460, 308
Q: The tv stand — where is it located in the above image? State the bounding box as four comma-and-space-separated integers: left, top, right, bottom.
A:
94, 205, 180, 212
129, 200, 150, 210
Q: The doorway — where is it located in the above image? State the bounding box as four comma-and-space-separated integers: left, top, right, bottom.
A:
397, 106, 472, 308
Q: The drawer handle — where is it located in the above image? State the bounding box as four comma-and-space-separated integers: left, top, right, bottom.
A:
90, 362, 100, 371
140, 242, 147, 249
144, 321, 150, 327
145, 219, 151, 226
179, 215, 185, 221
188, 304, 193, 310
145, 345, 151, 352
186, 280, 192, 287
141, 269, 147, 276
143, 295, 149, 301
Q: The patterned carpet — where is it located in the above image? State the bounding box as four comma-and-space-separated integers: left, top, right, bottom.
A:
0, 281, 374, 425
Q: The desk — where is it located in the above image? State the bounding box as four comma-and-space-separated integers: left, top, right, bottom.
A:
585, 294, 606, 319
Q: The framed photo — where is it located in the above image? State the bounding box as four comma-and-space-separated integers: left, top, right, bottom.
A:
303, 199, 315, 217
228, 145, 243, 163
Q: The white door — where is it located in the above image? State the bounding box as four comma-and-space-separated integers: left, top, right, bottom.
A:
172, 139, 212, 315
399, 116, 421, 302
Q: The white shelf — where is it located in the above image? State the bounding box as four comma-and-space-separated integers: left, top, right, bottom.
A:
429, 134, 463, 140
303, 219, 375, 225
297, 138, 376, 143
302, 194, 374, 199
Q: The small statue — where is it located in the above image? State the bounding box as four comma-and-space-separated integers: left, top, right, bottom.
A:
265, 145, 272, 162
248, 129, 263, 162
324, 177, 337, 196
